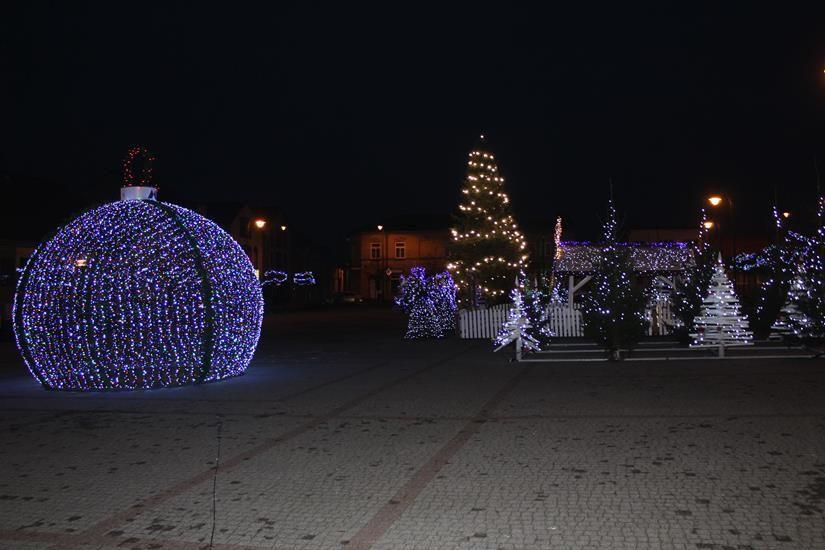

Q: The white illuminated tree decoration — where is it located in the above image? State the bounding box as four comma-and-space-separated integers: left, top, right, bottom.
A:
690, 254, 753, 356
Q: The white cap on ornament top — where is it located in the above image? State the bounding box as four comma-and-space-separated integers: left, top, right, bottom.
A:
120, 146, 158, 200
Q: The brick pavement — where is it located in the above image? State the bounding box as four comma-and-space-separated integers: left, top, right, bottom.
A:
0, 308, 824, 549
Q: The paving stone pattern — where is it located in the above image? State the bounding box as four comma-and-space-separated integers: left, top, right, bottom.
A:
0, 309, 824, 549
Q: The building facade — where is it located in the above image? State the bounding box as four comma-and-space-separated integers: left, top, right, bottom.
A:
195, 203, 290, 278
346, 228, 450, 301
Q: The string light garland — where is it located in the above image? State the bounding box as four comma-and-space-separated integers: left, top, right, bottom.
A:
13, 200, 263, 391
554, 241, 692, 273
261, 271, 317, 286
262, 270, 289, 286
395, 267, 457, 339
449, 136, 528, 306
293, 271, 316, 286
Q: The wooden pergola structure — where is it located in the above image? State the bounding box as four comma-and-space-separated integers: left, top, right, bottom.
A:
552, 242, 695, 308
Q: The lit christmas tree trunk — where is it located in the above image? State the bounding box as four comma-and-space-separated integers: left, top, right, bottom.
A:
690, 254, 753, 357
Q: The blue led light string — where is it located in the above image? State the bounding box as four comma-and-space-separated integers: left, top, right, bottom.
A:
149, 200, 215, 384
12, 240, 49, 388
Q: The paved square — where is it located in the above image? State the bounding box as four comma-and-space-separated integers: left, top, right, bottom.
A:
1, 309, 824, 549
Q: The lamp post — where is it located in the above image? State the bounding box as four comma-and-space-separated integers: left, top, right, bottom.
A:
707, 194, 735, 274
377, 224, 387, 301
250, 218, 268, 279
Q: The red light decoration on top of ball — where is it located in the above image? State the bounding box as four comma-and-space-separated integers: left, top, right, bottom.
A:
122, 146, 156, 188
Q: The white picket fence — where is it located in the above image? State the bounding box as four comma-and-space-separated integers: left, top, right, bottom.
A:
458, 302, 675, 339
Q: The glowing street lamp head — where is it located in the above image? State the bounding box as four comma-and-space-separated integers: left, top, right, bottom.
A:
782, 211, 791, 219
703, 220, 715, 230
708, 196, 723, 207
253, 218, 267, 229
280, 225, 287, 231
377, 224, 384, 231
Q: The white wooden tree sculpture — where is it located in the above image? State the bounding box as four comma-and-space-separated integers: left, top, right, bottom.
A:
494, 284, 540, 360
690, 254, 753, 356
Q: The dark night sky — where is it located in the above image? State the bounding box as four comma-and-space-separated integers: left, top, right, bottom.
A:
2, 3, 824, 245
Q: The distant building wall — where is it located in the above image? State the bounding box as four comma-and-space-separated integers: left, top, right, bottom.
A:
348, 229, 449, 301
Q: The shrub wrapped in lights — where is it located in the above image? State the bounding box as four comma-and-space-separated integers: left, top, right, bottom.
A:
14, 165, 263, 391
395, 267, 457, 339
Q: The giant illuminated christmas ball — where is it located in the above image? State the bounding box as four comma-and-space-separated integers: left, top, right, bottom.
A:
14, 192, 263, 391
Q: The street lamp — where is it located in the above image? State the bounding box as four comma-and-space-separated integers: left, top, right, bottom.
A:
376, 225, 387, 300
253, 218, 267, 229
706, 193, 736, 274
782, 211, 791, 219
280, 225, 287, 231
703, 220, 715, 230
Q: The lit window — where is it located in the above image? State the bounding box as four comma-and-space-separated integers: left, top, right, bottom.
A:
370, 242, 381, 259
395, 242, 406, 259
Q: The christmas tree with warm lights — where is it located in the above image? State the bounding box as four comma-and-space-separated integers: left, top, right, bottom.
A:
579, 199, 647, 360
449, 135, 528, 307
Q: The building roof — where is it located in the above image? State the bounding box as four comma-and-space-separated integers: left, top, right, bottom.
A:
352, 213, 452, 234
553, 241, 694, 273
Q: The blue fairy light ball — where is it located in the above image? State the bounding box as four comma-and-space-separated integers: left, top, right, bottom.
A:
13, 200, 263, 390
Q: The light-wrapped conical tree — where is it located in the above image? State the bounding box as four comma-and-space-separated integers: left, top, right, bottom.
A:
786, 196, 825, 342
771, 268, 806, 339
494, 275, 540, 359
449, 136, 527, 307
579, 199, 647, 360
690, 254, 753, 356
